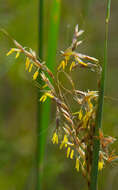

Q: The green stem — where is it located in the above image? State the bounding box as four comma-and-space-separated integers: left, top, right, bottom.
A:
47, 0, 61, 72
37, 0, 61, 189
36, 0, 43, 190
90, 0, 111, 190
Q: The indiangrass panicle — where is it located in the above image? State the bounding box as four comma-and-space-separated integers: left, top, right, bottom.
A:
5, 23, 117, 188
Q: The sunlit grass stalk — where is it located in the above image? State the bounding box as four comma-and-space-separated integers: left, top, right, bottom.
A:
38, 0, 61, 189
90, 0, 111, 190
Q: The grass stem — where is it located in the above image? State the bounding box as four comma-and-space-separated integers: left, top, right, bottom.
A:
90, 0, 111, 190
37, 0, 44, 190
37, 0, 61, 189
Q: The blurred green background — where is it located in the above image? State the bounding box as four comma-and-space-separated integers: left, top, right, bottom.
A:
0, 0, 118, 190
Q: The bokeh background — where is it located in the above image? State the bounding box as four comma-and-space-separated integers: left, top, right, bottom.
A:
0, 0, 118, 190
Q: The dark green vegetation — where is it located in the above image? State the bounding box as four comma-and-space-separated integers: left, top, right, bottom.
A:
0, 0, 118, 190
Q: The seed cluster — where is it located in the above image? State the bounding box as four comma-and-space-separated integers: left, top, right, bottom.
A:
6, 25, 117, 184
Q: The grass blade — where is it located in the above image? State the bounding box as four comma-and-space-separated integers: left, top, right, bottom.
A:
90, 0, 111, 190
38, 0, 61, 189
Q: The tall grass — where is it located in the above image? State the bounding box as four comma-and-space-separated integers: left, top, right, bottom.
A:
90, 0, 111, 190
38, 0, 61, 189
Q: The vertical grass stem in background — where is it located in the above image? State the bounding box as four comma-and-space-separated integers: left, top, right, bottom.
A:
47, 0, 61, 72
37, 0, 43, 189
90, 0, 111, 190
38, 0, 61, 189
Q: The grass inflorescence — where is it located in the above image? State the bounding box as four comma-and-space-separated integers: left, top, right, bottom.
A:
6, 20, 117, 189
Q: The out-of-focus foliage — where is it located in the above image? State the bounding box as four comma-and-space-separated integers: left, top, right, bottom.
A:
0, 0, 118, 190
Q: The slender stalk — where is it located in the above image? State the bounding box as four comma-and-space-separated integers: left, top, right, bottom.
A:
39, 0, 43, 59
90, 1, 111, 190
38, 0, 61, 189
37, 0, 43, 190
47, 0, 61, 73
